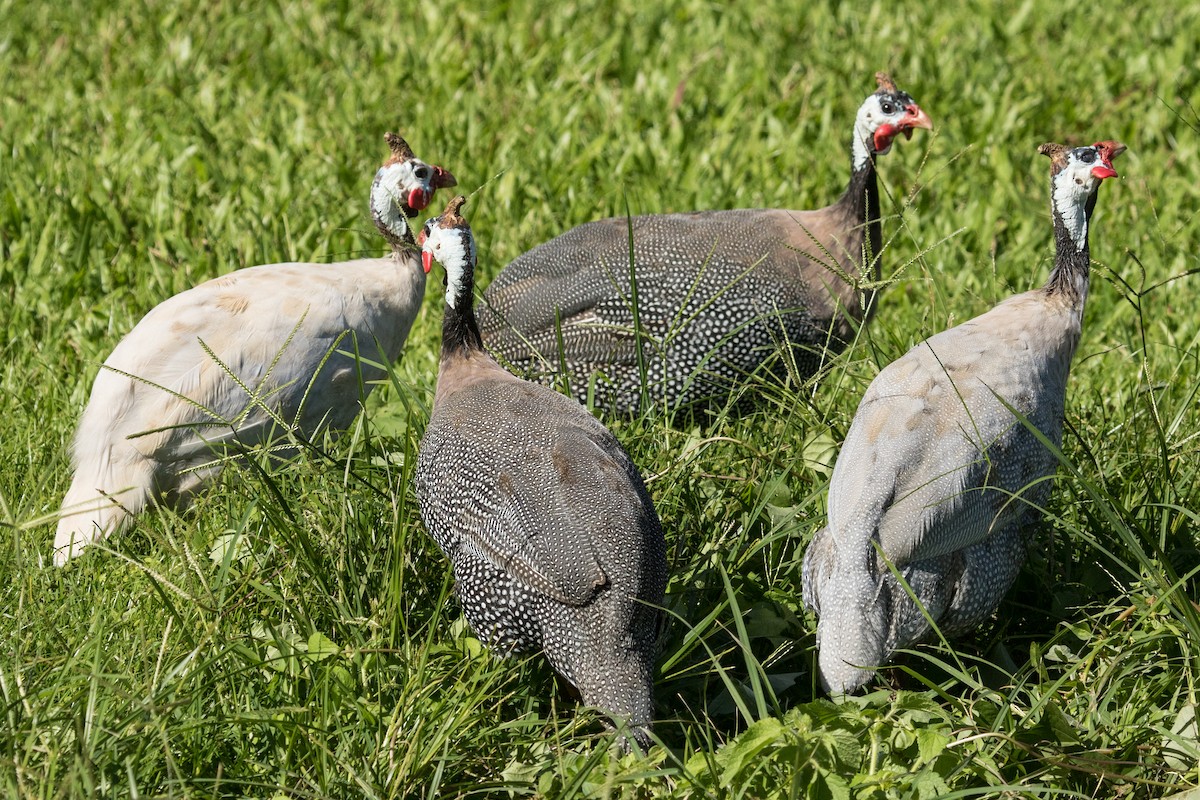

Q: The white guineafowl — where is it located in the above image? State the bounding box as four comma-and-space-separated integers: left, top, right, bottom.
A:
801, 140, 1124, 694
54, 133, 455, 564
480, 72, 932, 413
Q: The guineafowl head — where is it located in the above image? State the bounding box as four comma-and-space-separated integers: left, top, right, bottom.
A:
851, 72, 933, 170
1039, 140, 1124, 249
370, 132, 457, 248
420, 195, 476, 309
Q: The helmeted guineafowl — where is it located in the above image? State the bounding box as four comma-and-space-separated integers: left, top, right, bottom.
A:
478, 72, 932, 414
54, 133, 456, 564
415, 196, 668, 749
801, 141, 1125, 694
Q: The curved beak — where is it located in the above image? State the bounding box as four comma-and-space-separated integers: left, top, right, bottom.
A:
900, 104, 933, 139
432, 165, 457, 189
418, 229, 433, 273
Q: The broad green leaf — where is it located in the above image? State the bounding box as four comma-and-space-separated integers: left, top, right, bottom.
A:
306, 631, 338, 662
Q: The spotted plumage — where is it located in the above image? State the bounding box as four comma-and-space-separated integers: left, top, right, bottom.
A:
801, 141, 1125, 694
53, 133, 456, 564
416, 197, 667, 748
479, 73, 932, 413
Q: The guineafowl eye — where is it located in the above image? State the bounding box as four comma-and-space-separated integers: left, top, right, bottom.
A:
880, 100, 895, 114
1078, 149, 1096, 163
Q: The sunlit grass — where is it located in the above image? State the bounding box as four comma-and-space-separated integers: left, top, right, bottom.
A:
2, 0, 1198, 797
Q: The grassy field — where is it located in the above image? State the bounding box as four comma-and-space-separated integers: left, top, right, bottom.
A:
3, 0, 1199, 796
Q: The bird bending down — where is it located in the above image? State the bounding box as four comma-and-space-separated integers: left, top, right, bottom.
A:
415, 196, 668, 749
53, 133, 456, 565
479, 72, 932, 414
801, 141, 1125, 694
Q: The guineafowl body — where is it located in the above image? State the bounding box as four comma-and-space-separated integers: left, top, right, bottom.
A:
54, 134, 456, 564
416, 197, 668, 748
801, 141, 1125, 694
479, 73, 932, 414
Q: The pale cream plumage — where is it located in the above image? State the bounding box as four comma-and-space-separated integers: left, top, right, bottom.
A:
802, 141, 1125, 694
54, 134, 455, 564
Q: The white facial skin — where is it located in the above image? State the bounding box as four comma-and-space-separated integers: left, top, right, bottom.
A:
1053, 147, 1110, 250
851, 93, 917, 171
370, 158, 439, 237
422, 220, 476, 309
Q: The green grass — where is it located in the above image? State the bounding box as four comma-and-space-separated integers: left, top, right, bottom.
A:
2, 0, 1199, 796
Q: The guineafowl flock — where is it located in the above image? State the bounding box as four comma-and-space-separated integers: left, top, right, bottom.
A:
50, 72, 1128, 749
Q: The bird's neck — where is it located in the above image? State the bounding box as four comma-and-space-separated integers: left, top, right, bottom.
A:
836, 151, 882, 281
441, 268, 485, 357
371, 181, 414, 249
374, 209, 412, 250
1043, 191, 1094, 308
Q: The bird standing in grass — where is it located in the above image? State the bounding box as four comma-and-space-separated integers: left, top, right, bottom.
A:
801, 141, 1125, 694
415, 196, 668, 749
54, 133, 456, 564
479, 72, 932, 414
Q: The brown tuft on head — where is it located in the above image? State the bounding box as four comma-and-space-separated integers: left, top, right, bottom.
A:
438, 195, 468, 228
383, 132, 415, 165
875, 72, 898, 93
1037, 142, 1069, 173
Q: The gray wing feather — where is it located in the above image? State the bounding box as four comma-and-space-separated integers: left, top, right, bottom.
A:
421, 391, 656, 606
830, 325, 1050, 568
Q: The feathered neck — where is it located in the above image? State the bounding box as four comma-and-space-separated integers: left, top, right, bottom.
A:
835, 142, 883, 286
369, 170, 417, 253
1043, 183, 1097, 306
371, 173, 414, 250
441, 250, 484, 357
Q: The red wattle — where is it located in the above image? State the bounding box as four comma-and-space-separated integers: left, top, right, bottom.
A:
1091, 165, 1118, 180
408, 188, 430, 211
422, 250, 433, 274
873, 124, 898, 151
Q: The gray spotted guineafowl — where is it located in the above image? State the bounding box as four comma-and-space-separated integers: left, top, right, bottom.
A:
54, 133, 455, 564
478, 72, 932, 414
415, 196, 668, 748
801, 141, 1125, 694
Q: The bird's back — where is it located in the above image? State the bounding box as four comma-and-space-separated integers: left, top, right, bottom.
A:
478, 205, 866, 410
804, 289, 1082, 691
416, 360, 666, 730
418, 361, 665, 601
91, 258, 419, 454
831, 289, 1079, 566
